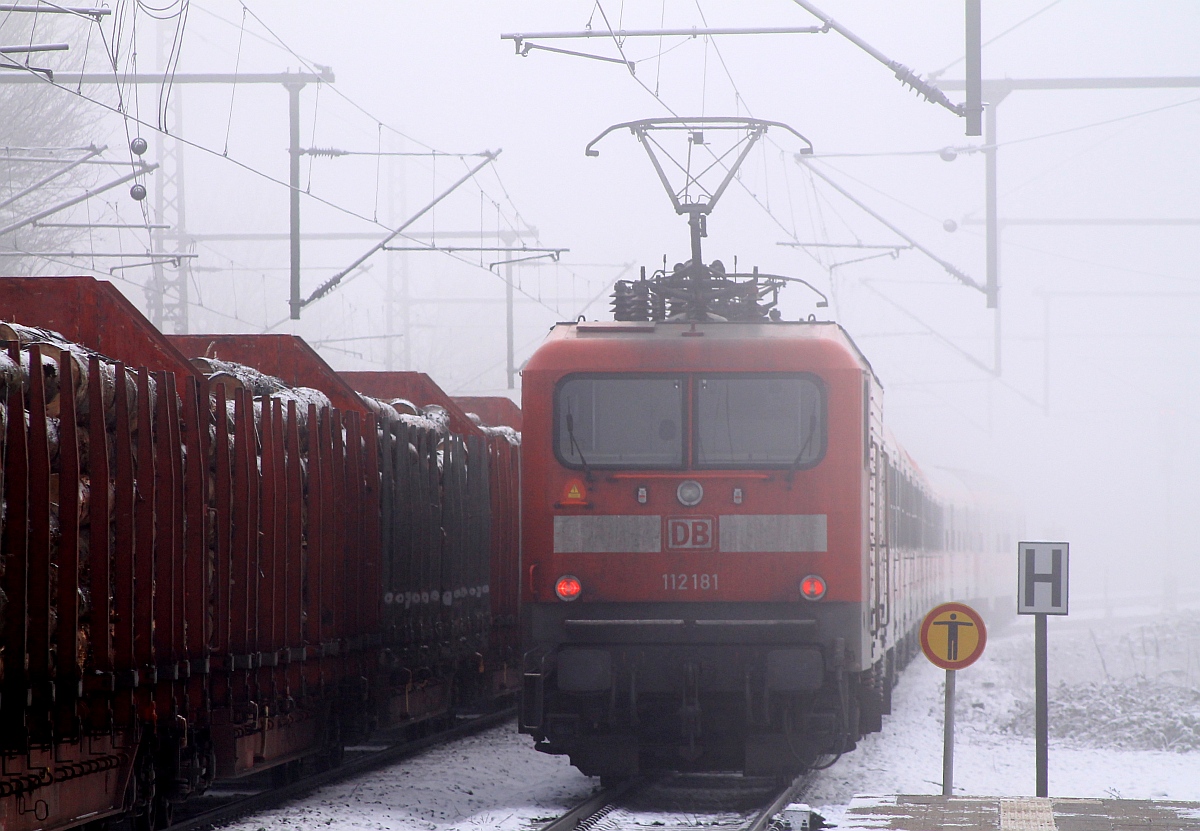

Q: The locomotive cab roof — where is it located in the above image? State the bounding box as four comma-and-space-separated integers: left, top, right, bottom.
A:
527, 318, 882, 389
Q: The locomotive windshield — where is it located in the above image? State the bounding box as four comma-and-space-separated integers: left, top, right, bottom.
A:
694, 374, 825, 468
554, 373, 825, 470
556, 375, 685, 468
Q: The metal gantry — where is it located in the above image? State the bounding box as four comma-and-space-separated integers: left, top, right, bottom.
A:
0, 68, 333, 329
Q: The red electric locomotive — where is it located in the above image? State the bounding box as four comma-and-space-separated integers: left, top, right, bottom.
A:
517, 118, 1011, 779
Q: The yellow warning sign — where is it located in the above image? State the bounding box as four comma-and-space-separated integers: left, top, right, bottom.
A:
920, 602, 987, 670
560, 479, 588, 505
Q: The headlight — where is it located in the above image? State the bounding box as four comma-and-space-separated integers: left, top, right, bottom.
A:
676, 480, 704, 507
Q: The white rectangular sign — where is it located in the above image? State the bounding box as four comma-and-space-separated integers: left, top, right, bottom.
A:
1017, 541, 1069, 615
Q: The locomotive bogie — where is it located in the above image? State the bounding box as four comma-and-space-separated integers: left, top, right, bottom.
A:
522, 595, 872, 776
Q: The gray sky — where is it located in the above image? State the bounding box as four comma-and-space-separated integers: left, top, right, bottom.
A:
4, 1, 1198, 600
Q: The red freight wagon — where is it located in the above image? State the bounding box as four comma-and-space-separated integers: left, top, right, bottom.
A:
341, 372, 523, 672
0, 277, 523, 831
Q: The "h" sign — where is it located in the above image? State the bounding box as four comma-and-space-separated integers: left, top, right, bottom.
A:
1017, 542, 1069, 615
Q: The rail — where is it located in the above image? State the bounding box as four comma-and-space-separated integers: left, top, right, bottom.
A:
538, 770, 815, 831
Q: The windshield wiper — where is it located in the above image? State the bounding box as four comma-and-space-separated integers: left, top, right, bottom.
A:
565, 410, 593, 481
785, 412, 818, 487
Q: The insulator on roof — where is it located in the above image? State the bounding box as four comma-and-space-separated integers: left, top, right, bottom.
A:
611, 279, 650, 321
609, 259, 784, 323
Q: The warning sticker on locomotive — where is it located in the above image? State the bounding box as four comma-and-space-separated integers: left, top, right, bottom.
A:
920, 602, 987, 670
560, 479, 588, 505
666, 517, 716, 550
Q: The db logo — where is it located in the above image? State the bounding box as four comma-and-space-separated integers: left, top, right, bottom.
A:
666, 517, 716, 550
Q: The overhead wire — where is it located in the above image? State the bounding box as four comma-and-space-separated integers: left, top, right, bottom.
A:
993, 115, 1142, 203
0, 235, 267, 325
927, 0, 1066, 81
23, 1, 37, 56
991, 93, 1200, 151
629, 5, 983, 305
216, 5, 593, 329
954, 224, 1196, 286
809, 157, 945, 225
154, 0, 187, 132
303, 78, 321, 191
74, 11, 92, 85
233, 1, 440, 153
627, 0, 837, 273
220, 5, 244, 156
136, 0, 186, 20
804, 95, 1200, 237
9, 3, 643, 344
372, 121, 381, 219
111, 6, 159, 243
809, 93, 1200, 161
594, 1, 678, 116
0, 60, 420, 232
85, 8, 157, 252
654, 0, 665, 96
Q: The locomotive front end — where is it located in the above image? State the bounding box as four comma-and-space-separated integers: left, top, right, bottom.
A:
519, 320, 875, 779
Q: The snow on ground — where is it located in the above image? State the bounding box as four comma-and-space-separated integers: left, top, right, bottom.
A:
807, 604, 1200, 827
217, 727, 595, 831
219, 604, 1200, 831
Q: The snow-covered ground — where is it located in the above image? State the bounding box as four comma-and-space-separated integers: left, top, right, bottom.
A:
807, 605, 1200, 827
216, 726, 595, 831
218, 605, 1200, 831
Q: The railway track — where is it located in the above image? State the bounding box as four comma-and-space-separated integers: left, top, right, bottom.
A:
167, 706, 517, 831
540, 769, 816, 831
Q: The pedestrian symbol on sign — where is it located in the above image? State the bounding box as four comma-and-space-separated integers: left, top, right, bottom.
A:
920, 603, 986, 670
919, 601, 987, 799
933, 613, 974, 661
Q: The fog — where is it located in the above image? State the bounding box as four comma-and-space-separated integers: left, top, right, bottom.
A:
2, 2, 1197, 604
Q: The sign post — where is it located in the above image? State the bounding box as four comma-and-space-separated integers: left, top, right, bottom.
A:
920, 602, 987, 797
943, 665, 956, 797
1017, 541, 1069, 798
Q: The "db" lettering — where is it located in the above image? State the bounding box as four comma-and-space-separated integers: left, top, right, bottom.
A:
667, 518, 714, 550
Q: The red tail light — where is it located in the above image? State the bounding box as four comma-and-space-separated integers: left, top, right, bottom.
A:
800, 574, 826, 601
555, 575, 582, 601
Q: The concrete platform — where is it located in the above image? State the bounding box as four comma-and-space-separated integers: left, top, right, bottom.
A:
841, 795, 1200, 831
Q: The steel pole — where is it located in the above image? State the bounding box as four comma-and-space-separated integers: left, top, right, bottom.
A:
150, 122, 167, 329
1042, 298, 1051, 415
0, 145, 104, 211
505, 251, 515, 389
1035, 613, 1048, 797
0, 163, 157, 237
301, 152, 498, 310
965, 0, 982, 136
287, 82, 304, 320
985, 103, 998, 309
943, 668, 956, 796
